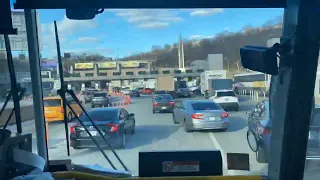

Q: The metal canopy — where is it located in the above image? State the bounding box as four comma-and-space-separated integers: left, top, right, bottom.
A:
14, 0, 286, 9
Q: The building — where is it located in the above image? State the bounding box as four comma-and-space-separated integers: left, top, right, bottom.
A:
191, 60, 207, 72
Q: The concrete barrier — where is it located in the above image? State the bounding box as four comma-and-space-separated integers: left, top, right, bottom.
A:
0, 105, 34, 127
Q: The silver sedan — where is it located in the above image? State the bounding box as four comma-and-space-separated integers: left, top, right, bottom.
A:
172, 100, 229, 132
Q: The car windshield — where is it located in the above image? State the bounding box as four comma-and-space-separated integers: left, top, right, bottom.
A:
155, 95, 173, 101
217, 91, 236, 97
192, 102, 221, 110
12, 8, 319, 179
81, 110, 118, 122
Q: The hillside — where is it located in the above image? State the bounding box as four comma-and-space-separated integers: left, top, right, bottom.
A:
120, 22, 283, 70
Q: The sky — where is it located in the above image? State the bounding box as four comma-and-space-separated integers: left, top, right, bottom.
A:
19, 8, 284, 59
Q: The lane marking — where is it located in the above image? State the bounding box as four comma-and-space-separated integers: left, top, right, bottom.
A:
208, 132, 228, 173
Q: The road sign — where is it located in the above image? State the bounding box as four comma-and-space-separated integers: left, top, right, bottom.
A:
0, 11, 42, 51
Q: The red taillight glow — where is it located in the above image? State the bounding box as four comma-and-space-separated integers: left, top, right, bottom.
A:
221, 112, 229, 118
153, 102, 159, 106
60, 107, 64, 113
191, 113, 204, 120
264, 128, 271, 134
106, 124, 118, 132
169, 102, 174, 106
70, 126, 76, 134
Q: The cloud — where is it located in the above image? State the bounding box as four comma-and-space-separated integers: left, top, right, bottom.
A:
108, 9, 183, 29
71, 37, 102, 44
138, 22, 169, 29
190, 9, 224, 16
41, 15, 98, 51
189, 34, 215, 40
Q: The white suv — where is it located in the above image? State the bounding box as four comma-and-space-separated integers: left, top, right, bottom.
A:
209, 89, 239, 111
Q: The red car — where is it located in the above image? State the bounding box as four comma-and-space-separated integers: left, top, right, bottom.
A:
141, 88, 153, 94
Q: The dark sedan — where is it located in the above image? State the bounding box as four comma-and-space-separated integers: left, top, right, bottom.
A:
130, 89, 141, 97
246, 100, 320, 163
152, 94, 174, 113
70, 107, 136, 149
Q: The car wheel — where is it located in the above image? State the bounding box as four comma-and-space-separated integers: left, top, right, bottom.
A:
184, 120, 192, 133
172, 114, 179, 124
153, 109, 155, 114
118, 133, 126, 149
67, 112, 73, 122
256, 147, 268, 163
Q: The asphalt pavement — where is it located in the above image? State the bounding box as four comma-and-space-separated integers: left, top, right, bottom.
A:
4, 94, 319, 178
41, 95, 266, 176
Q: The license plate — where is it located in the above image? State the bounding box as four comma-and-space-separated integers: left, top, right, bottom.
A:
162, 107, 167, 110
81, 131, 97, 137
209, 117, 216, 120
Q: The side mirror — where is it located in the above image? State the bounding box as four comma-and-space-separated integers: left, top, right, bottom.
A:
129, 113, 135, 117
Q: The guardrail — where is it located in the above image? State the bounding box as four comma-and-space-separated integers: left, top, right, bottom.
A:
238, 89, 268, 102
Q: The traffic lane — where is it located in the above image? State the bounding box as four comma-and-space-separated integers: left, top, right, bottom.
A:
210, 96, 267, 175
48, 95, 218, 176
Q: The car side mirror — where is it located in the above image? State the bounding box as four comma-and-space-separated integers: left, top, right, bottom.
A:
129, 113, 135, 117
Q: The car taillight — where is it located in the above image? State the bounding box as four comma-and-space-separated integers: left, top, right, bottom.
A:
60, 107, 64, 113
221, 112, 229, 118
264, 127, 271, 134
191, 113, 204, 120
169, 102, 174, 106
70, 126, 76, 134
153, 102, 159, 106
106, 124, 118, 132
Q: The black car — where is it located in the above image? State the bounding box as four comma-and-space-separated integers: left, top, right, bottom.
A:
246, 100, 320, 163
152, 94, 174, 113
70, 107, 136, 149
130, 89, 141, 97
91, 92, 111, 108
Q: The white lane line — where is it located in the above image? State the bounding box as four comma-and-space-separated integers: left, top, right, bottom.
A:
208, 132, 228, 173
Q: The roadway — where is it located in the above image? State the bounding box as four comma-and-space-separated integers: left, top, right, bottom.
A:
4, 95, 320, 178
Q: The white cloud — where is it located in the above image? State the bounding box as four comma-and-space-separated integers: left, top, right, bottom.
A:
190, 9, 224, 16
189, 34, 215, 40
71, 37, 102, 44
138, 22, 169, 29
108, 9, 183, 29
41, 15, 98, 51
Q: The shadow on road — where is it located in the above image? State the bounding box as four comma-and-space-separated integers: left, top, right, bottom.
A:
125, 125, 180, 149
226, 115, 248, 132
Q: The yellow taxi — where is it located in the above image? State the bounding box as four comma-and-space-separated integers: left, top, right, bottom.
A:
43, 96, 83, 122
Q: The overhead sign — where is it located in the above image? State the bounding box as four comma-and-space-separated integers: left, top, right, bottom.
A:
0, 11, 42, 51
74, 63, 94, 70
98, 62, 117, 68
41, 60, 57, 69
120, 61, 140, 68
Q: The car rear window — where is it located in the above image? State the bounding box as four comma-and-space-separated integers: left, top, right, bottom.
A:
217, 91, 236, 97
44, 99, 61, 107
192, 103, 221, 110
94, 92, 107, 97
155, 94, 173, 101
81, 110, 118, 122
